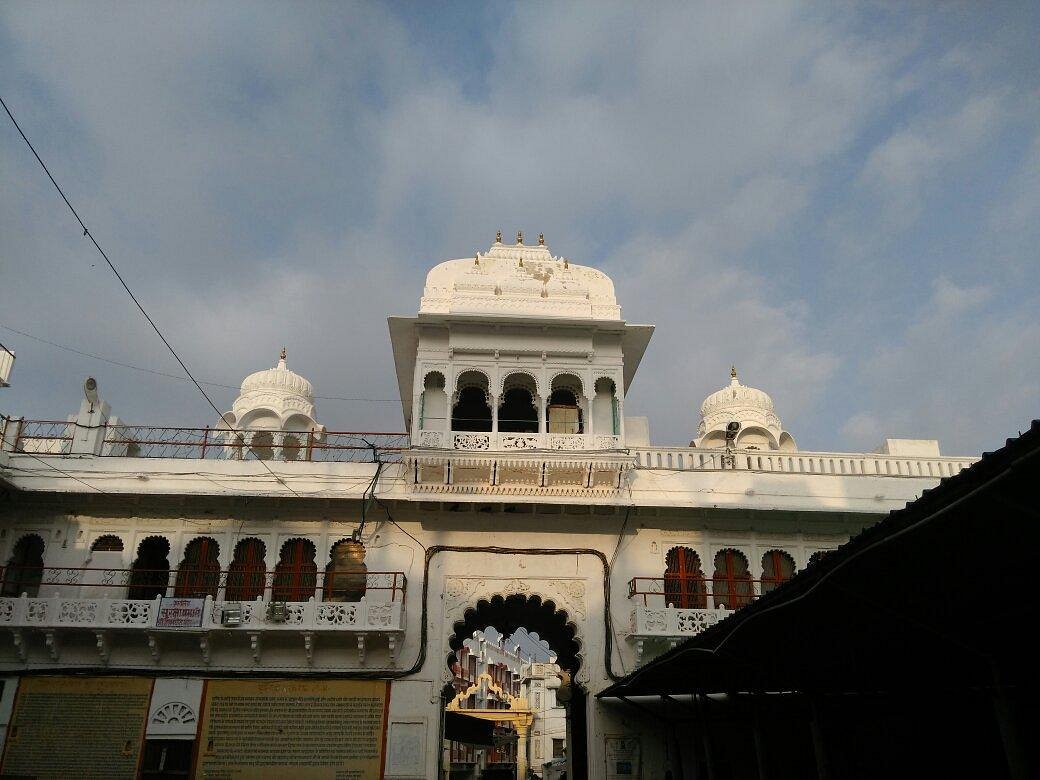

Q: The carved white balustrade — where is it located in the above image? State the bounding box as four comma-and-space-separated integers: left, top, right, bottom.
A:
419, 431, 626, 452
0, 593, 404, 667
631, 446, 976, 478
627, 605, 731, 669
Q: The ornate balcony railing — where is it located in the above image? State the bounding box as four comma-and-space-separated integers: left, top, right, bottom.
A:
1, 417, 408, 463
417, 429, 623, 452
627, 575, 748, 666
0, 566, 406, 603
0, 593, 404, 666
0, 567, 406, 666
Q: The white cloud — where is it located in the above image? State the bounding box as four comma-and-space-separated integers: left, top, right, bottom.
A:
0, 1, 1036, 456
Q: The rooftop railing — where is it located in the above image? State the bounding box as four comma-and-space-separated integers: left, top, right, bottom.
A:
1, 417, 409, 463
631, 446, 976, 479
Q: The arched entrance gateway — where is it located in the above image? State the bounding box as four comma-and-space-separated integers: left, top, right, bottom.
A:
442, 591, 589, 780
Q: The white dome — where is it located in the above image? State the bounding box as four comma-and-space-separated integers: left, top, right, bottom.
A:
240, 352, 314, 400
418, 233, 621, 321
226, 349, 318, 430
695, 368, 796, 451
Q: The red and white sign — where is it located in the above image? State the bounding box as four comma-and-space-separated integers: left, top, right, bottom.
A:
156, 597, 205, 628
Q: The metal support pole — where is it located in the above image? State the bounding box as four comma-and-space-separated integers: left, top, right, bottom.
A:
693, 692, 716, 780
809, 696, 829, 780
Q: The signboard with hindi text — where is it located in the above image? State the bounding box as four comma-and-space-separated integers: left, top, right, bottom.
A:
156, 597, 205, 628
194, 679, 390, 779
0, 676, 153, 779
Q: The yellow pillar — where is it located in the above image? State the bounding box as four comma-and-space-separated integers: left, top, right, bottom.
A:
516, 720, 530, 780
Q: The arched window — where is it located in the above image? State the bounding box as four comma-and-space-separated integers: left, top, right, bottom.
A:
807, 550, 831, 567
712, 549, 752, 608
226, 538, 266, 601
663, 547, 706, 608
91, 535, 124, 552
420, 372, 448, 431
760, 549, 795, 594
2, 534, 45, 597
249, 431, 274, 461
547, 389, 582, 434
272, 538, 317, 601
175, 537, 220, 599
452, 373, 492, 432
281, 434, 302, 462
592, 378, 618, 436
127, 536, 170, 600
498, 387, 538, 433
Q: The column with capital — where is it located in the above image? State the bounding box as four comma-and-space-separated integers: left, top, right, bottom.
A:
515, 717, 533, 780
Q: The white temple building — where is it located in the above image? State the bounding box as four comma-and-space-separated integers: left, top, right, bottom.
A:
0, 233, 982, 779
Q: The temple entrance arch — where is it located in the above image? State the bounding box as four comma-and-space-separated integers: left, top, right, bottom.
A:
442, 591, 589, 780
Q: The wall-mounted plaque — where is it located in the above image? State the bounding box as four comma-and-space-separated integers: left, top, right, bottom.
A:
156, 597, 205, 628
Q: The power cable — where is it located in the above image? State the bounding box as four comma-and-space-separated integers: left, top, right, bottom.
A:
0, 94, 302, 496
0, 323, 400, 403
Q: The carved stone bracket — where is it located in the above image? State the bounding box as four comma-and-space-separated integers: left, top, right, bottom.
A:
11, 628, 27, 661
44, 630, 59, 661
95, 631, 110, 664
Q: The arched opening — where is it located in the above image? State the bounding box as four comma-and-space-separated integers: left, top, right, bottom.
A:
281, 434, 302, 461
272, 538, 317, 601
226, 538, 267, 601
736, 426, 778, 451
453, 373, 492, 432
2, 534, 45, 597
90, 534, 124, 552
498, 388, 538, 433
664, 546, 707, 608
249, 431, 274, 461
547, 389, 583, 435
712, 548, 753, 608
592, 378, 618, 436
807, 550, 831, 567
127, 536, 171, 600
420, 372, 448, 431
761, 549, 796, 594
175, 537, 220, 598
444, 593, 587, 780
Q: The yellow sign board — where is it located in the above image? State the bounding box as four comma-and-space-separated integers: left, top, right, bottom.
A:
194, 678, 391, 779
1, 676, 153, 780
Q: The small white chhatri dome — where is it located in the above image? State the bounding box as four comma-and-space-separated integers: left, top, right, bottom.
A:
224, 348, 319, 432
694, 367, 797, 451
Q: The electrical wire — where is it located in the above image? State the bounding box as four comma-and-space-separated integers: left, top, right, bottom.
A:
0, 323, 400, 403
0, 94, 302, 497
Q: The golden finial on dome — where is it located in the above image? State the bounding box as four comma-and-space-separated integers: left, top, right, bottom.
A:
538, 233, 545, 245
517, 230, 523, 245
496, 230, 502, 244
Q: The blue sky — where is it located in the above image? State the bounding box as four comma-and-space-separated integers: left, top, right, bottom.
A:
1, 1, 1037, 454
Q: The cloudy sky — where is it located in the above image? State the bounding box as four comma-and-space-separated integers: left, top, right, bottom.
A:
1, 1, 1037, 454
